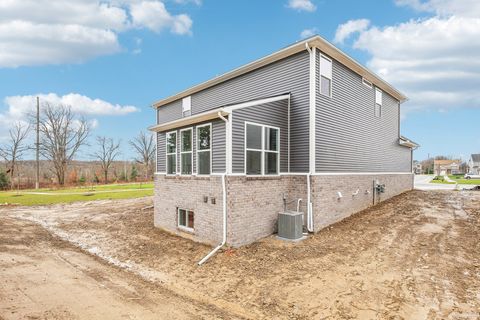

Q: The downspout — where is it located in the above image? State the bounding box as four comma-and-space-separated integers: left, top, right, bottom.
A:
305, 42, 315, 233
198, 112, 229, 265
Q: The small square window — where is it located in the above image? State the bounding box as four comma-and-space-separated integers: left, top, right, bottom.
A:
178, 208, 194, 230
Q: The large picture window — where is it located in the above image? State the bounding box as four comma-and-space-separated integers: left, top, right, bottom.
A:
180, 128, 192, 174
166, 131, 177, 175
320, 55, 332, 97
196, 123, 211, 175
245, 123, 279, 175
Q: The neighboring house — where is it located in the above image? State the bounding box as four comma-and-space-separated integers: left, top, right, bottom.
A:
433, 159, 461, 176
468, 154, 480, 174
413, 160, 422, 174
149, 35, 418, 247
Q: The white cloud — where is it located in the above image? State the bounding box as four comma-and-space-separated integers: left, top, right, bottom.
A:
334, 19, 370, 44
0, 0, 193, 68
395, 0, 480, 17
287, 0, 316, 12
336, 0, 480, 116
300, 28, 317, 39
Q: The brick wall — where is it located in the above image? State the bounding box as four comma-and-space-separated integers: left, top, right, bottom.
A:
154, 174, 224, 245
226, 175, 307, 247
311, 173, 414, 230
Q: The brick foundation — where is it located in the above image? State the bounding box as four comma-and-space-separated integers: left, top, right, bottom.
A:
154, 173, 413, 247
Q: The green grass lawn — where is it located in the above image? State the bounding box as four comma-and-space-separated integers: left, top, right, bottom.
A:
0, 182, 153, 206
430, 175, 480, 185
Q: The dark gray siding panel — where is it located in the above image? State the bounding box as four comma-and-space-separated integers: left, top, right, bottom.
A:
232, 100, 288, 173
157, 100, 182, 124
156, 52, 310, 172
156, 119, 225, 174
212, 120, 226, 173
157, 132, 166, 172
315, 52, 411, 172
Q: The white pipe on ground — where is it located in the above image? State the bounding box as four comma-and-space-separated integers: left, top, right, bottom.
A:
198, 112, 229, 265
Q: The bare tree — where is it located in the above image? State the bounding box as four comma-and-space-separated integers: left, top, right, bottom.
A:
92, 136, 121, 183
38, 104, 90, 186
130, 131, 155, 180
0, 122, 30, 188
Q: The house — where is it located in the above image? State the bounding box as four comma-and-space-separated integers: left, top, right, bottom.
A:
433, 159, 461, 176
413, 160, 422, 174
468, 154, 480, 174
149, 35, 418, 248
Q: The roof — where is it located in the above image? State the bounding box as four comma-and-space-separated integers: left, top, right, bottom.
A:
471, 154, 480, 162
434, 159, 460, 165
399, 135, 419, 149
152, 35, 408, 109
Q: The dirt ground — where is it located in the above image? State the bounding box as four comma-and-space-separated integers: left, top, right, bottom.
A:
1, 190, 479, 319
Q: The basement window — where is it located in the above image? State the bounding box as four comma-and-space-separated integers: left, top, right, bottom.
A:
166, 131, 177, 175
196, 123, 211, 175
178, 208, 194, 231
375, 88, 382, 118
245, 122, 280, 175
320, 55, 332, 97
180, 128, 193, 175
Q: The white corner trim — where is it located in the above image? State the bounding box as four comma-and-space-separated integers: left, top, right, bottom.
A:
308, 46, 316, 174
223, 94, 291, 112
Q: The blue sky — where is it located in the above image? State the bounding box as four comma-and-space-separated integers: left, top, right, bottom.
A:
0, 0, 479, 162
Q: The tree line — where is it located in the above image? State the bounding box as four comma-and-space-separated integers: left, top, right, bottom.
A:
0, 103, 155, 189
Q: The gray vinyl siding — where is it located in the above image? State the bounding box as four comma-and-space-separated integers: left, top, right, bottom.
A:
232, 100, 288, 173
315, 51, 411, 172
156, 52, 310, 172
157, 132, 166, 172
156, 119, 225, 174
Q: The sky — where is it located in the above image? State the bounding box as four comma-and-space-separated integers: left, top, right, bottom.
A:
0, 0, 479, 162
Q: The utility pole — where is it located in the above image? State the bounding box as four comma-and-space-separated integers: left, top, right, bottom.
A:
35, 96, 40, 189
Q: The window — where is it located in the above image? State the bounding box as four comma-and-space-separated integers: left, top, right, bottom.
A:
320, 55, 332, 97
182, 96, 191, 117
362, 78, 373, 89
180, 128, 192, 174
245, 123, 279, 175
375, 88, 382, 117
196, 124, 211, 175
178, 208, 194, 231
166, 131, 177, 174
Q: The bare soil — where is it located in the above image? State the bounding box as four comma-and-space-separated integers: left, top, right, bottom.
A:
1, 190, 479, 319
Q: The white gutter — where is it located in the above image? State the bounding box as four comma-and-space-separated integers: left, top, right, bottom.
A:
198, 112, 229, 265
305, 42, 315, 233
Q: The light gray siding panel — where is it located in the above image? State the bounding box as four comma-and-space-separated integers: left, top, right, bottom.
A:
232, 100, 288, 173
315, 52, 411, 172
212, 120, 226, 173
156, 52, 310, 172
157, 132, 165, 172
157, 100, 182, 124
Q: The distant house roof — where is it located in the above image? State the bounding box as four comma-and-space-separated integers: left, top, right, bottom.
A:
152, 35, 407, 109
471, 154, 480, 163
434, 160, 460, 166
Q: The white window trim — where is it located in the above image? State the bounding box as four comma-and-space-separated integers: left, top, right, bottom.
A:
319, 54, 332, 98
244, 121, 280, 176
182, 96, 191, 117
165, 130, 177, 176
196, 123, 212, 176
375, 87, 383, 118
179, 127, 193, 175
362, 77, 373, 89
177, 208, 194, 232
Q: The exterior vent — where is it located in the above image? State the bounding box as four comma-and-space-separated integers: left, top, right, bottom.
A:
277, 211, 304, 240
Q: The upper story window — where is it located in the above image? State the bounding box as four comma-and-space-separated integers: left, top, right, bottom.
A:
180, 128, 192, 175
166, 131, 177, 174
375, 88, 382, 118
245, 123, 279, 175
196, 123, 211, 175
182, 96, 191, 117
320, 55, 332, 97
